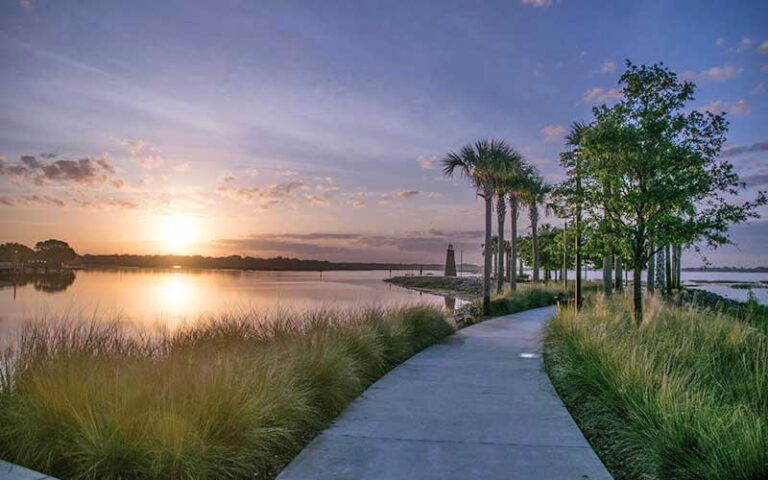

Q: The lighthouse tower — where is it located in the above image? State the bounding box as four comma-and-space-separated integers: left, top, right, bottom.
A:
444, 244, 457, 277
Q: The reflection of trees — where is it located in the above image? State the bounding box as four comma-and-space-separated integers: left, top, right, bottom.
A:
1, 271, 77, 293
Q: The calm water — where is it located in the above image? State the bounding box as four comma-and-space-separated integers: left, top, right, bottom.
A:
0, 269, 462, 337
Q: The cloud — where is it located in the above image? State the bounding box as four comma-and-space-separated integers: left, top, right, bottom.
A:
217, 181, 305, 209
763, 65, 768, 74
0, 155, 121, 185
245, 168, 260, 177
348, 199, 367, 208
276, 169, 299, 177
120, 138, 164, 169
521, 0, 552, 7
715, 37, 725, 48
417, 154, 438, 170
737, 37, 755, 52
721, 140, 768, 158
540, 124, 565, 143
581, 87, 622, 103
760, 40, 768, 54
684, 65, 744, 83
697, 99, 750, 116
0, 193, 138, 210
601, 60, 616, 73
19, 0, 32, 10
753, 82, 766, 96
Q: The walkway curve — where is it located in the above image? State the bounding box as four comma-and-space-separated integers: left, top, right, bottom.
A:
277, 306, 612, 480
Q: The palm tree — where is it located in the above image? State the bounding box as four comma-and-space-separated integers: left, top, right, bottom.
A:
500, 161, 532, 291
444, 139, 516, 315
494, 147, 525, 294
520, 170, 549, 282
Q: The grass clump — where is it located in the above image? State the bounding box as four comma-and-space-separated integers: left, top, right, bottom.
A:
487, 285, 566, 316
0, 306, 453, 479
544, 293, 767, 480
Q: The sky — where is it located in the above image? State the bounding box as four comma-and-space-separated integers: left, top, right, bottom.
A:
1, 0, 767, 266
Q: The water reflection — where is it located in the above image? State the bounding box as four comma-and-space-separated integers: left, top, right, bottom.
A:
0, 271, 76, 294
0, 268, 459, 335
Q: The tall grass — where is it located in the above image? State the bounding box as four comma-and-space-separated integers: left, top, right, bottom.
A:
0, 306, 453, 479
545, 293, 767, 480
487, 285, 566, 316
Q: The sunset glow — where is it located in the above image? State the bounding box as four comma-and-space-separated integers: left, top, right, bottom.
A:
1, 1, 766, 265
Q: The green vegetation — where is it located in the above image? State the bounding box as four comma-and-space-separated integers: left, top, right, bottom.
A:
545, 293, 767, 480
0, 306, 453, 479
675, 288, 768, 335
487, 285, 566, 316
0, 239, 76, 269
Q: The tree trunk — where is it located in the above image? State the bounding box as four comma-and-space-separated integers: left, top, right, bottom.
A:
575, 212, 582, 310
614, 257, 623, 292
562, 222, 568, 289
603, 255, 613, 296
655, 246, 665, 291
647, 247, 655, 293
665, 244, 672, 296
508, 196, 518, 290
496, 195, 506, 294
675, 245, 682, 289
632, 254, 644, 325
482, 191, 493, 315
531, 207, 540, 282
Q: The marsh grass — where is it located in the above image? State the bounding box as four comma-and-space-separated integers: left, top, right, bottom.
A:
487, 285, 567, 316
0, 306, 453, 479
545, 293, 767, 480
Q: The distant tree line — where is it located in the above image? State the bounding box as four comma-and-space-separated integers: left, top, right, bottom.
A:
0, 239, 77, 269
75, 254, 478, 272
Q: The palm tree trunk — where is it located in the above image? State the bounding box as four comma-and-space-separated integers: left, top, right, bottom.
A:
531, 207, 540, 282
614, 257, 623, 292
496, 195, 506, 294
482, 189, 493, 315
508, 195, 518, 290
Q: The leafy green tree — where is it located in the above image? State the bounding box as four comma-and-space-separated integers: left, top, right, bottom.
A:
578, 61, 766, 322
0, 242, 36, 263
35, 239, 77, 268
443, 139, 517, 314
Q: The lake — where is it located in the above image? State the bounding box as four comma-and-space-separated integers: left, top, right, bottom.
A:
0, 269, 465, 339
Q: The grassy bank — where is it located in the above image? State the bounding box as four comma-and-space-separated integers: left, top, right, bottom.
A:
487, 285, 567, 316
545, 294, 767, 480
675, 287, 768, 334
0, 306, 453, 479
385, 275, 482, 299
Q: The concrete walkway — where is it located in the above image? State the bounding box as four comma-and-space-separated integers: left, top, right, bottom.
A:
278, 306, 612, 480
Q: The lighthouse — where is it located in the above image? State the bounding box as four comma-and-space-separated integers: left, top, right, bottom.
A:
444, 244, 457, 277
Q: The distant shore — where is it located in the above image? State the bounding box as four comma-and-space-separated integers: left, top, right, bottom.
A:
385, 275, 482, 300
72, 254, 481, 273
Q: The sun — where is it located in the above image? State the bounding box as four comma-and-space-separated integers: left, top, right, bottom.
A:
156, 214, 198, 253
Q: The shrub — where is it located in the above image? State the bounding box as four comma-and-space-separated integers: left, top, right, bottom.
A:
545, 293, 767, 480
487, 286, 565, 316
0, 306, 453, 479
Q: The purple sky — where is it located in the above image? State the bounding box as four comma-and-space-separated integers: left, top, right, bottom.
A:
1, 0, 767, 266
